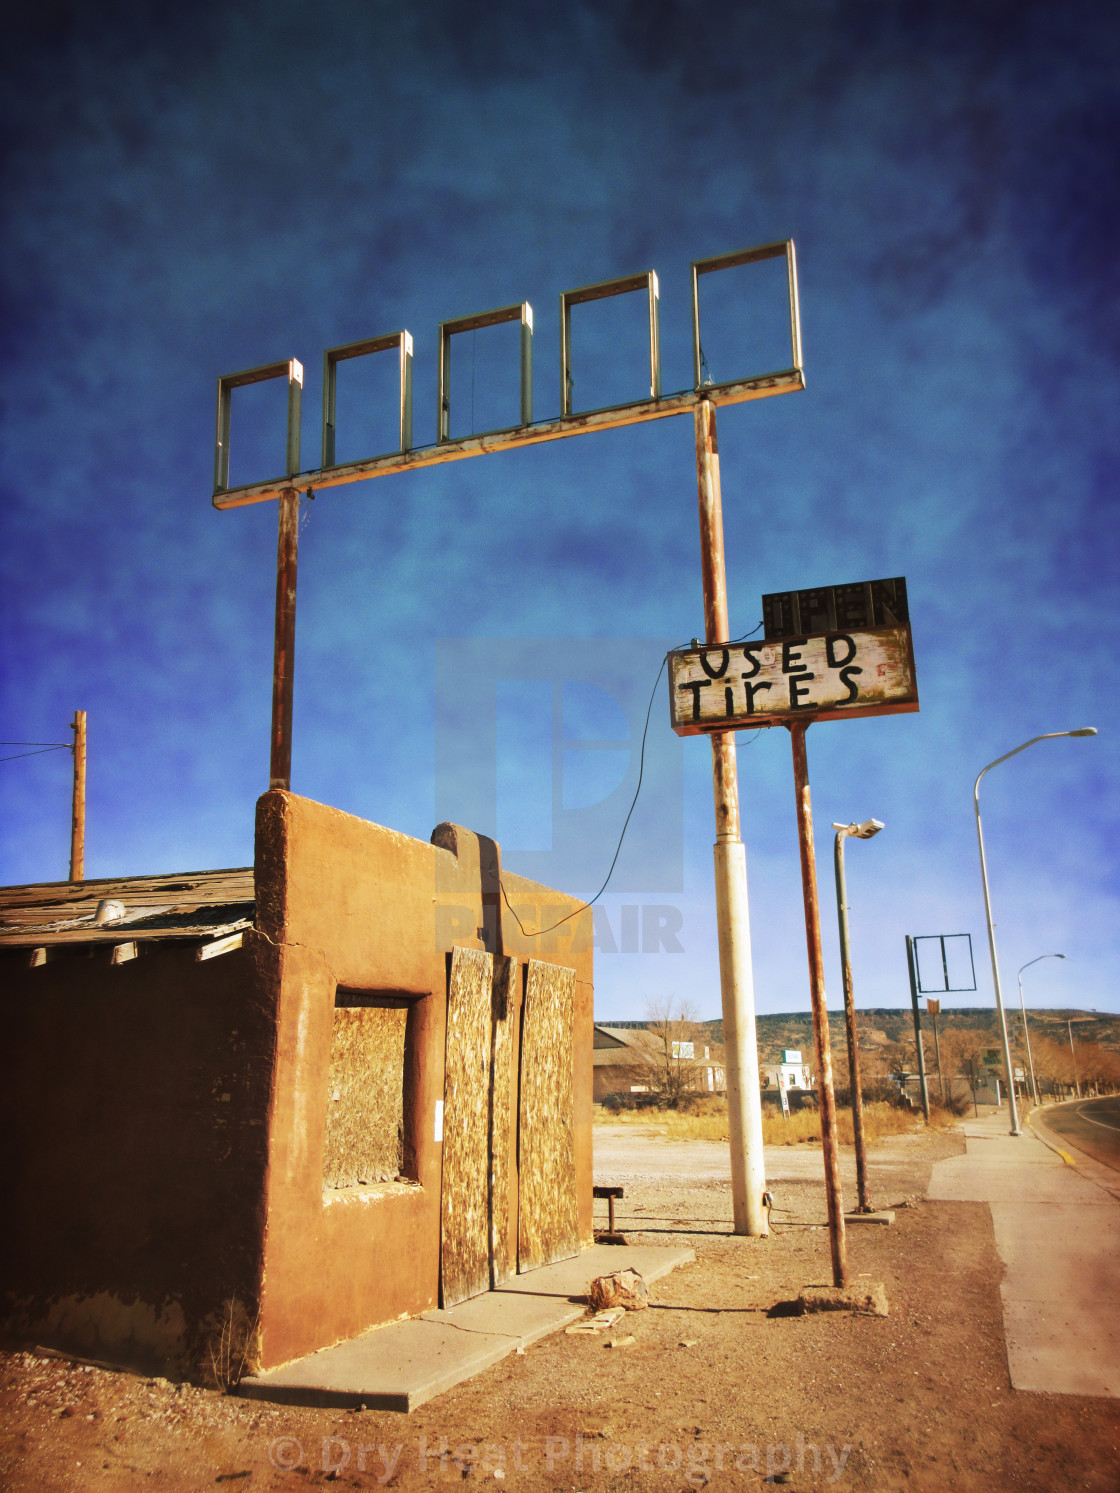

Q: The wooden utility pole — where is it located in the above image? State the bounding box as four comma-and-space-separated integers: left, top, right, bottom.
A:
694, 398, 768, 1238
70, 710, 86, 882
270, 488, 299, 790
788, 721, 847, 1287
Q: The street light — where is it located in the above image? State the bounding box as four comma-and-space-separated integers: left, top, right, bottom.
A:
1016, 953, 1064, 1108
974, 729, 1097, 1137
832, 818, 884, 1214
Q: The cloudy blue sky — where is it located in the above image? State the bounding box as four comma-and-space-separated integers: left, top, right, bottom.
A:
2, 0, 1117, 1019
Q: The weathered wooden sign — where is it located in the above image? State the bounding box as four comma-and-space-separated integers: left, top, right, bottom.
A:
668, 622, 917, 735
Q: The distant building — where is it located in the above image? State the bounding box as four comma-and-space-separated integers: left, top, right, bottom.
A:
762, 1048, 814, 1093
593, 1024, 724, 1100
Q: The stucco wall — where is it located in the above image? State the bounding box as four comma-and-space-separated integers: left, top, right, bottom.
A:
1, 790, 595, 1380
252, 792, 594, 1372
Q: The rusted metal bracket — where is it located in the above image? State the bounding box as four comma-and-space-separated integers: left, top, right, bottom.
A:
438, 302, 532, 442
561, 269, 660, 417
323, 330, 413, 467
213, 358, 303, 495
213, 372, 803, 509
690, 239, 802, 392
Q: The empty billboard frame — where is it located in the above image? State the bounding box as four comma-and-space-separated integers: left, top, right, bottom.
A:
560, 271, 661, 418
690, 241, 802, 394
322, 331, 413, 467
437, 302, 533, 443
212, 241, 807, 508
214, 358, 303, 495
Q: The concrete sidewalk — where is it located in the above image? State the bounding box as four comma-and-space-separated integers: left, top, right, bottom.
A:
928, 1107, 1120, 1398
239, 1243, 694, 1412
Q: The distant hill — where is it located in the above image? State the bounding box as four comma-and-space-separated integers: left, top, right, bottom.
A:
685, 1008, 1120, 1067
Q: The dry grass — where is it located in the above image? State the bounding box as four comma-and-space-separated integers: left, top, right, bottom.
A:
593, 1099, 949, 1145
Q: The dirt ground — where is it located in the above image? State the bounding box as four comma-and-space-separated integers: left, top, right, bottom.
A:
2, 1124, 1119, 1493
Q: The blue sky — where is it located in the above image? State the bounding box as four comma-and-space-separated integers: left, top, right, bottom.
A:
2, 1, 1117, 1019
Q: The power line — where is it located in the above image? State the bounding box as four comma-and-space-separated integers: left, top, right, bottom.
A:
500, 623, 765, 940
0, 744, 71, 762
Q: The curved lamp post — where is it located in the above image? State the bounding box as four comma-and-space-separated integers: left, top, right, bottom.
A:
1016, 953, 1064, 1108
832, 818, 884, 1213
974, 729, 1097, 1136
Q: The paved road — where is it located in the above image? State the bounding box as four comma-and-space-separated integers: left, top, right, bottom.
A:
1033, 1095, 1120, 1173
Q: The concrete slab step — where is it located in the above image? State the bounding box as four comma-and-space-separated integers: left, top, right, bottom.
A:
238, 1243, 695, 1413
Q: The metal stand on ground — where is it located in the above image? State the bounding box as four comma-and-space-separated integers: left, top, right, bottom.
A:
694, 398, 768, 1239
787, 721, 847, 1288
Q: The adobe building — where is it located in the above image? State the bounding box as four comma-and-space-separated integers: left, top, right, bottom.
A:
0, 792, 593, 1383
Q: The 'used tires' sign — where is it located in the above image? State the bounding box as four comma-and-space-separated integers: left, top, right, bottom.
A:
668, 626, 918, 735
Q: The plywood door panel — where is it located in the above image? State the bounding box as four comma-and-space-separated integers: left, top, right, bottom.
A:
441, 946, 493, 1307
489, 955, 516, 1288
518, 959, 578, 1273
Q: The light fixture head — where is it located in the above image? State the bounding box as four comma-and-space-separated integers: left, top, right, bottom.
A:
833, 818, 884, 838
1070, 727, 1097, 737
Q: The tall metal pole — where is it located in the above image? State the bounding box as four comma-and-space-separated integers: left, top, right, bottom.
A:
788, 721, 847, 1288
833, 827, 871, 1213
694, 398, 768, 1238
1016, 953, 1062, 1109
270, 488, 300, 791
1068, 1019, 1081, 1098
930, 1004, 945, 1104
69, 709, 86, 882
973, 780, 1021, 1136
971, 730, 1096, 1137
905, 936, 932, 1123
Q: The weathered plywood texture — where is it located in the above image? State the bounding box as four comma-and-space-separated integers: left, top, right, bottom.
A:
441, 946, 494, 1308
518, 959, 578, 1274
322, 1005, 408, 1189
489, 956, 516, 1288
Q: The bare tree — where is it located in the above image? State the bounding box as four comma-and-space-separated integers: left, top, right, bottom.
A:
640, 996, 701, 1107
937, 1027, 990, 1115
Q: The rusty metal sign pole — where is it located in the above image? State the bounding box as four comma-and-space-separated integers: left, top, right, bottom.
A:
832, 825, 872, 1214
69, 709, 86, 882
694, 398, 768, 1239
787, 721, 847, 1287
904, 936, 932, 1122
928, 1000, 946, 1104
270, 488, 299, 791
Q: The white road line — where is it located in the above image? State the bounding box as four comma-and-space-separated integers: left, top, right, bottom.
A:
1076, 1104, 1120, 1132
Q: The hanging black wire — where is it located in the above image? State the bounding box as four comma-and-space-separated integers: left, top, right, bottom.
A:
0, 742, 71, 763
500, 621, 765, 940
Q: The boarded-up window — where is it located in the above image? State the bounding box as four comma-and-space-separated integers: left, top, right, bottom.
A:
323, 995, 409, 1189
518, 959, 578, 1272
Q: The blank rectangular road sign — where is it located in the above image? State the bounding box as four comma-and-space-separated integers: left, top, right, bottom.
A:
668, 625, 918, 735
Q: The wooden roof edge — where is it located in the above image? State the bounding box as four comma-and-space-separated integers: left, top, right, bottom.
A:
0, 915, 255, 950
0, 867, 255, 911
